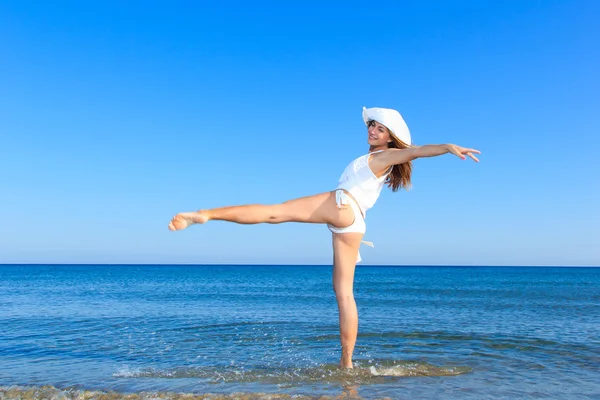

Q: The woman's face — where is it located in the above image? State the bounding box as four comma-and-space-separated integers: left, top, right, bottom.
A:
367, 120, 392, 146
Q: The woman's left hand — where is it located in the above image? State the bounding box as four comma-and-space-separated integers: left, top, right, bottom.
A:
446, 144, 481, 162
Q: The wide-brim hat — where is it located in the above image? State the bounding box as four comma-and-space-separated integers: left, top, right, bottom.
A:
362, 106, 411, 146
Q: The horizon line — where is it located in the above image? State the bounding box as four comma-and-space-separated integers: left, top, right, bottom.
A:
0, 263, 598, 268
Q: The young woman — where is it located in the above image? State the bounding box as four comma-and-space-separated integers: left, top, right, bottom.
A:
168, 106, 480, 369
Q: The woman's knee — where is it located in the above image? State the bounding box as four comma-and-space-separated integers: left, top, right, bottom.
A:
335, 291, 354, 303
267, 204, 290, 223
269, 201, 307, 224
333, 283, 354, 300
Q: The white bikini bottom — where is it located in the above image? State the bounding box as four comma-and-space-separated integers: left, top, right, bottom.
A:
327, 189, 374, 263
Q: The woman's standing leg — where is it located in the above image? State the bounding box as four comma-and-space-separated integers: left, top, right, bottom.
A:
332, 232, 363, 368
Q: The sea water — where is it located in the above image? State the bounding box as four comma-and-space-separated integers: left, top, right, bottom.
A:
0, 265, 598, 399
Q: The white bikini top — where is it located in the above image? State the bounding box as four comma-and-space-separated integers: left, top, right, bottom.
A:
334, 150, 391, 216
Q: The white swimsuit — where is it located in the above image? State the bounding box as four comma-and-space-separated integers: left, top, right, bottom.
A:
327, 150, 391, 263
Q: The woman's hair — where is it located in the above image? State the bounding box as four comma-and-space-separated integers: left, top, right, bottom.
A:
369, 121, 413, 192
386, 135, 413, 192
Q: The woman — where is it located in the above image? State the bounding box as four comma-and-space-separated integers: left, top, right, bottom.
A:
168, 106, 480, 369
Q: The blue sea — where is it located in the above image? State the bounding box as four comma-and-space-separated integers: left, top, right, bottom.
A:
0, 265, 598, 399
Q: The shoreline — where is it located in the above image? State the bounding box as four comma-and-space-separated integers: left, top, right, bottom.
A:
0, 385, 380, 400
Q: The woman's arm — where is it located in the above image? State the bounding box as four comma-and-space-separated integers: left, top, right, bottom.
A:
371, 144, 480, 174
413, 144, 480, 160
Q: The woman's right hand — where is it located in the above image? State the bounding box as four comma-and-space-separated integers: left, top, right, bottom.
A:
445, 144, 481, 162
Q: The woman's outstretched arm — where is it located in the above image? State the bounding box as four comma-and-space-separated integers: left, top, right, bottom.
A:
374, 144, 480, 170
412, 144, 480, 161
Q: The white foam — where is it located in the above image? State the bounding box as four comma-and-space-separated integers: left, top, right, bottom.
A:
112, 366, 142, 378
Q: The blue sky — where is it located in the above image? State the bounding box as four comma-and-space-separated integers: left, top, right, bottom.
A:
1, 0, 598, 266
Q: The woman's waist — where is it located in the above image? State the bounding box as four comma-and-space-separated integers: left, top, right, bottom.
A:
333, 184, 381, 213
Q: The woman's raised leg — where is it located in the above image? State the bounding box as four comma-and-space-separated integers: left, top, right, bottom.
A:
168, 191, 354, 231
332, 231, 363, 369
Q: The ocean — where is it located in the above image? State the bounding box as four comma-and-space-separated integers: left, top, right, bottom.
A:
0, 264, 598, 399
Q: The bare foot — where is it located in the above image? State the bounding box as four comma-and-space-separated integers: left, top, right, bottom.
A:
168, 210, 209, 231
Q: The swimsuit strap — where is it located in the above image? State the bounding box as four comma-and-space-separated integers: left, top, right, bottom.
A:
369, 149, 385, 155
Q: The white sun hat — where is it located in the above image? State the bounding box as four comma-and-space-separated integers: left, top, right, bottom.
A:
362, 106, 411, 146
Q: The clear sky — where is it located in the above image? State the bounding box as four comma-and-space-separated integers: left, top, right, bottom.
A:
1, 0, 598, 266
